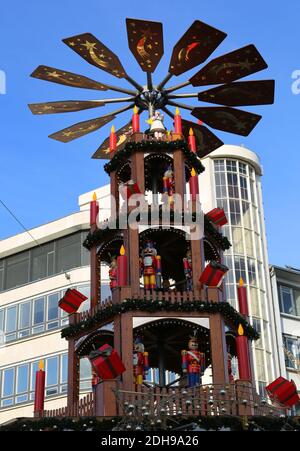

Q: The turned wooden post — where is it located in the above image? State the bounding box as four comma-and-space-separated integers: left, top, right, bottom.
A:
67, 314, 80, 414
114, 312, 134, 391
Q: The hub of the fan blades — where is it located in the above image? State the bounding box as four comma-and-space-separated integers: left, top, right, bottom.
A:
135, 87, 168, 111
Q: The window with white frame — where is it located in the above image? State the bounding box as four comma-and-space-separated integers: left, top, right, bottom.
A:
279, 285, 299, 316
283, 335, 299, 370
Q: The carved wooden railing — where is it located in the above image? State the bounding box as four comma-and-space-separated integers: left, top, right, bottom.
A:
42, 392, 95, 418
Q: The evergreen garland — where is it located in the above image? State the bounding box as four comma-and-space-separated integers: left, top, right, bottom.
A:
104, 140, 205, 175
83, 211, 231, 252
61, 299, 259, 340
1, 415, 298, 432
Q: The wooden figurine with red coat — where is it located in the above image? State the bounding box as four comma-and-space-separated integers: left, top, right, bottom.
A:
182, 333, 205, 387
109, 256, 118, 290
140, 240, 162, 290
133, 336, 149, 385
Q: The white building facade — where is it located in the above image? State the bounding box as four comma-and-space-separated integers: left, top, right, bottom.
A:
270, 265, 300, 414
0, 145, 279, 422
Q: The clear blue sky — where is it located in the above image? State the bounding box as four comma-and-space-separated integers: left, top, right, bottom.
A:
0, 0, 299, 268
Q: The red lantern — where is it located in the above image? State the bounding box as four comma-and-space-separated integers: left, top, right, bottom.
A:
266, 377, 300, 408
58, 289, 88, 314
89, 344, 126, 380
206, 208, 228, 227
34, 360, 45, 414
199, 261, 229, 287
120, 179, 141, 200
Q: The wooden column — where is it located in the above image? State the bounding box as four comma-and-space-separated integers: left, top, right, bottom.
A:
110, 170, 119, 217
90, 220, 100, 308
67, 314, 80, 412
208, 288, 229, 385
173, 148, 185, 201
95, 380, 118, 416
114, 312, 134, 391
190, 238, 205, 298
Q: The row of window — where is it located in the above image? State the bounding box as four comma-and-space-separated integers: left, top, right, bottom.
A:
279, 285, 300, 317
1, 354, 68, 408
283, 334, 300, 370
0, 231, 90, 293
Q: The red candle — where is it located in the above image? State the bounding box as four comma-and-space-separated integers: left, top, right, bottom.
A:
34, 360, 45, 414
188, 128, 197, 153
237, 278, 249, 316
90, 192, 99, 226
109, 125, 117, 153
236, 324, 251, 380
174, 107, 182, 134
117, 245, 127, 286
189, 168, 199, 201
132, 105, 140, 133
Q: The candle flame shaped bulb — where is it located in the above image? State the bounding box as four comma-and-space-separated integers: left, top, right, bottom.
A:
238, 324, 244, 336
189, 128, 194, 136
120, 245, 125, 256
133, 105, 138, 114
39, 360, 44, 371
92, 192, 97, 201
239, 277, 244, 287
191, 167, 196, 177
175, 107, 180, 116
111, 125, 115, 133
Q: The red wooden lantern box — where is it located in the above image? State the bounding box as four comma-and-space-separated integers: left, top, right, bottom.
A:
58, 288, 88, 314
89, 344, 126, 380
120, 179, 141, 200
266, 377, 300, 408
206, 208, 228, 227
199, 261, 229, 287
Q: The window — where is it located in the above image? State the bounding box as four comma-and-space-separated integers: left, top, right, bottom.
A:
5, 252, 30, 290
239, 162, 247, 175
215, 172, 227, 199
47, 293, 59, 321
33, 298, 45, 325
258, 381, 266, 398
16, 365, 29, 394
240, 176, 248, 200
231, 227, 244, 254
46, 357, 59, 387
61, 354, 68, 384
19, 302, 31, 329
5, 306, 17, 334
80, 358, 92, 391
255, 349, 266, 381
0, 231, 89, 293
283, 335, 299, 370
242, 201, 252, 229
247, 258, 257, 286
56, 234, 81, 273
253, 318, 262, 347
226, 160, 237, 172
279, 286, 296, 315
227, 173, 239, 198
214, 159, 224, 172
2, 368, 14, 397
234, 256, 246, 282
229, 200, 241, 225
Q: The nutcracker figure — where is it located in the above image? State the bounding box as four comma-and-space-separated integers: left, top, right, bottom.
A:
162, 164, 175, 205
140, 240, 162, 290
183, 249, 193, 291
181, 334, 205, 387
146, 110, 166, 139
109, 256, 118, 290
133, 336, 149, 385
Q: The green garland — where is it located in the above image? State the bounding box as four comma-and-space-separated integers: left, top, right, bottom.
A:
83, 211, 231, 252
61, 299, 259, 340
1, 415, 299, 432
104, 140, 205, 175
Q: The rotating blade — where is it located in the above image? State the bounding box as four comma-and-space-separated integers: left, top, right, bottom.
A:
182, 119, 224, 157
28, 100, 104, 115
126, 18, 164, 73
191, 107, 262, 136
92, 121, 133, 159
198, 80, 275, 106
49, 115, 115, 143
63, 33, 127, 78
169, 20, 227, 76
30, 65, 109, 91
190, 44, 268, 86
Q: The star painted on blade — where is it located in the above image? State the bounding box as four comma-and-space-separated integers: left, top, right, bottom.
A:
47, 71, 61, 78
81, 41, 97, 51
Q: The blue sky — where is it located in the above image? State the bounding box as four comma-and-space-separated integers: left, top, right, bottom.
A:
0, 0, 299, 267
